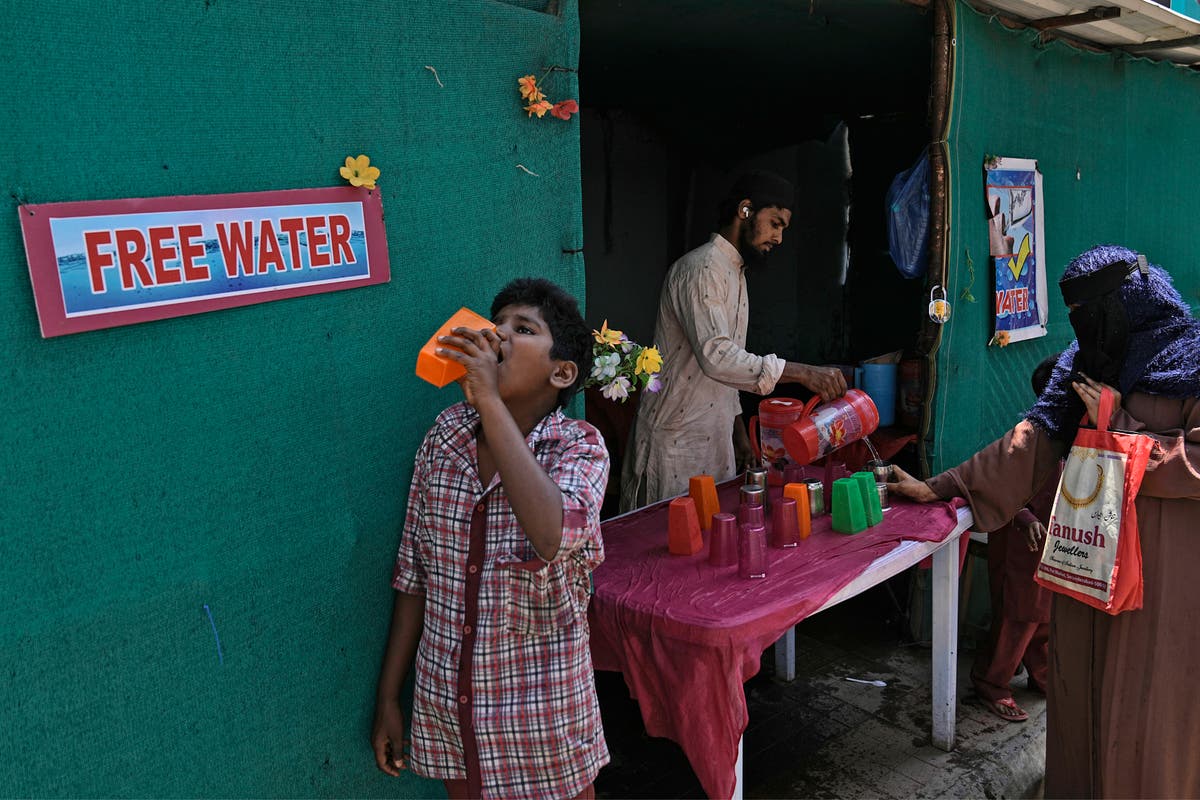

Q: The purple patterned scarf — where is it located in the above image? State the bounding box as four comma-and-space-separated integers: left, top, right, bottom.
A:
1025, 244, 1200, 441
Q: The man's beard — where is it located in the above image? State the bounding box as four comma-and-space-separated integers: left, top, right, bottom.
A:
738, 226, 772, 269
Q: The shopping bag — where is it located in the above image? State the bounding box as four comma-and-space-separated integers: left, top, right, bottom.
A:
1034, 387, 1155, 615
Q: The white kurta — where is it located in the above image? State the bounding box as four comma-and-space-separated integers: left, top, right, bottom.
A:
620, 234, 785, 511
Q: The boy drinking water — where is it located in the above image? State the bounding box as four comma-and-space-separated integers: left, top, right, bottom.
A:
371, 277, 610, 799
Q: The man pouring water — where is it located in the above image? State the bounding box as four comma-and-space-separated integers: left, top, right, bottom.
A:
619, 169, 847, 512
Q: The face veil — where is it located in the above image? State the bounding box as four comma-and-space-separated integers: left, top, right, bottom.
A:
1025, 245, 1200, 441
1060, 257, 1137, 387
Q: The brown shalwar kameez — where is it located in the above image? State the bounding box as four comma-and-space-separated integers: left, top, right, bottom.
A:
927, 393, 1200, 799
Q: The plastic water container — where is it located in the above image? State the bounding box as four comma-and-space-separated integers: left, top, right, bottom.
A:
781, 389, 881, 466
748, 397, 807, 485
854, 363, 897, 427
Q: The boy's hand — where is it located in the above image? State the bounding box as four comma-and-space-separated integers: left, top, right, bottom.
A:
371, 702, 410, 777
1024, 520, 1046, 552
437, 326, 503, 408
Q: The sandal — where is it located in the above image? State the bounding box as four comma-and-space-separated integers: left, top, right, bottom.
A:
984, 696, 1029, 723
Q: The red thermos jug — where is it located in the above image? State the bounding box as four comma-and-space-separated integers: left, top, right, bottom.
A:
747, 397, 808, 485
782, 389, 880, 466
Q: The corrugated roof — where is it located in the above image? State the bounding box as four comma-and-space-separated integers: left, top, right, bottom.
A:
968, 0, 1200, 64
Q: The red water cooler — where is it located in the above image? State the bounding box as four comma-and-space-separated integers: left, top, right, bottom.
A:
782, 389, 881, 466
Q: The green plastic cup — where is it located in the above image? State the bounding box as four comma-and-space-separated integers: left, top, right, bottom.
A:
852, 471, 883, 526
831, 477, 867, 534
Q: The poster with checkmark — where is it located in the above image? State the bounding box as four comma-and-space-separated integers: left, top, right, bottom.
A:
984, 156, 1047, 345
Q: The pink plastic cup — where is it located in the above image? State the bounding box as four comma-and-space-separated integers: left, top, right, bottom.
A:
739, 502, 765, 528
738, 523, 768, 579
708, 512, 739, 567
770, 496, 800, 548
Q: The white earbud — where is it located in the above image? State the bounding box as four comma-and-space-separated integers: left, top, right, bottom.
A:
741, 207, 750, 218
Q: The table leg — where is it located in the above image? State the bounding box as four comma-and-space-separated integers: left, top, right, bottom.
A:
733, 734, 744, 800
773, 627, 796, 682
930, 536, 961, 750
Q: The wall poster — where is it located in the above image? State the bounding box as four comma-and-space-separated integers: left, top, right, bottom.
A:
984, 156, 1047, 345
19, 186, 389, 337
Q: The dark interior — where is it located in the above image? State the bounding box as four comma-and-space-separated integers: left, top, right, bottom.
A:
578, 0, 936, 514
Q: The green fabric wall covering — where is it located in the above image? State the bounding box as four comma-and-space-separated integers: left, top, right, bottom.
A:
933, 2, 1200, 474
0, 1, 582, 796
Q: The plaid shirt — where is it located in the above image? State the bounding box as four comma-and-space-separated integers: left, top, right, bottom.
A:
393, 402, 610, 799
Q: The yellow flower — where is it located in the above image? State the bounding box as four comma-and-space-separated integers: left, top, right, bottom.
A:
593, 320, 623, 346
339, 154, 380, 189
636, 346, 662, 375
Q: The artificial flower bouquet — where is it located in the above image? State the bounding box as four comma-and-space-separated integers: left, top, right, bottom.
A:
586, 321, 663, 402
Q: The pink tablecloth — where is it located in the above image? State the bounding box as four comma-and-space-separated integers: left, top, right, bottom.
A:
588, 476, 963, 800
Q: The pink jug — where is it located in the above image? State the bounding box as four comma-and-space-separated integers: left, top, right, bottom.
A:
748, 397, 807, 485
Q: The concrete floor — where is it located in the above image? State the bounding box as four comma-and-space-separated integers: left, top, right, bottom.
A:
593, 574, 1046, 799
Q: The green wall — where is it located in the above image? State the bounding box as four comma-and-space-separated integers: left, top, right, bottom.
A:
0, 1, 582, 796
931, 1, 1200, 472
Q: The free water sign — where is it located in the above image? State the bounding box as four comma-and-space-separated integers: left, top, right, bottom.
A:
20, 186, 390, 337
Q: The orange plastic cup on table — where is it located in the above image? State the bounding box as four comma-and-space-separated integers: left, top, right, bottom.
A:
667, 497, 704, 556
688, 475, 721, 530
782, 482, 812, 539
415, 307, 496, 388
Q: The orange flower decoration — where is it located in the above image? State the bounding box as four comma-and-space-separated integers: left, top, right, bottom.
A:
525, 99, 553, 118
518, 72, 577, 121
994, 330, 1011, 347
518, 75, 544, 102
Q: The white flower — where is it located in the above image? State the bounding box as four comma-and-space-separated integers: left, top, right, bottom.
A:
591, 351, 620, 381
600, 376, 631, 401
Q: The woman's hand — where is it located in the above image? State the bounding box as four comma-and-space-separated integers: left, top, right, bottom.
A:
1071, 372, 1121, 426
886, 464, 939, 503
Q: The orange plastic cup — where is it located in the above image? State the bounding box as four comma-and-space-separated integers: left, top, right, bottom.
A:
783, 482, 812, 539
667, 497, 704, 556
415, 307, 495, 388
688, 475, 721, 530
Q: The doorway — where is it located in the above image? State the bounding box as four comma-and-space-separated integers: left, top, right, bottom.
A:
578, 0, 937, 515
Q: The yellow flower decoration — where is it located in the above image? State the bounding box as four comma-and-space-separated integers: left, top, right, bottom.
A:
593, 320, 623, 346
635, 346, 662, 375
340, 154, 380, 189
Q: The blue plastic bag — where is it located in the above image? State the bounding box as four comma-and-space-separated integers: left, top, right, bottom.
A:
885, 151, 931, 279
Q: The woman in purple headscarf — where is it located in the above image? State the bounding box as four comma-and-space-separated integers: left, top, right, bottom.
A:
890, 244, 1200, 798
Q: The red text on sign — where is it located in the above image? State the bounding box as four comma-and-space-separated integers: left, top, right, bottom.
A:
216, 215, 354, 278
995, 287, 1029, 316
85, 224, 210, 293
